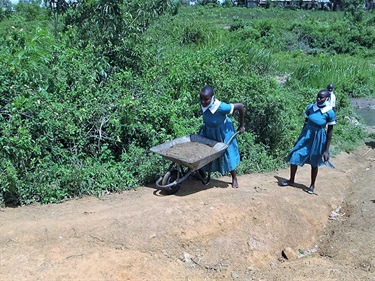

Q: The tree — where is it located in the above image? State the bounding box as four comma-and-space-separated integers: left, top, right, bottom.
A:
0, 0, 13, 21
63, 0, 177, 69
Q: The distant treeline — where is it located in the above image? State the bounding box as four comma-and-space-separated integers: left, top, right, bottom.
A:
184, 0, 375, 10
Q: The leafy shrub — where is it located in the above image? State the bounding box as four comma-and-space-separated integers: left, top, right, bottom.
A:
1, 4, 374, 205
229, 16, 245, 31
181, 22, 205, 44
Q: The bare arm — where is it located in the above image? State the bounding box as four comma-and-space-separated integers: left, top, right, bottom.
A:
233, 103, 245, 133
323, 125, 333, 161
303, 117, 308, 128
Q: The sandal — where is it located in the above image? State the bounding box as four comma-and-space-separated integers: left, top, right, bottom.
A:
305, 187, 315, 195
280, 180, 293, 187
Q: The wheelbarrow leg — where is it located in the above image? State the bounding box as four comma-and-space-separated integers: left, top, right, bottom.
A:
197, 170, 211, 185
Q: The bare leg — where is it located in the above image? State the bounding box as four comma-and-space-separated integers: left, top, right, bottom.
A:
230, 170, 239, 188
281, 164, 298, 186
310, 166, 318, 190
289, 164, 298, 184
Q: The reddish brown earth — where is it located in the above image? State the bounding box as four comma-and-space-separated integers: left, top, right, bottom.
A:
1, 138, 374, 281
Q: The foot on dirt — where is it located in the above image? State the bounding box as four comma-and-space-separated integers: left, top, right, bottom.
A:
280, 180, 294, 187
232, 179, 239, 188
305, 187, 315, 195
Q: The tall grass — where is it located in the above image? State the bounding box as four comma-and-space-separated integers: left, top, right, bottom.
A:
278, 53, 375, 97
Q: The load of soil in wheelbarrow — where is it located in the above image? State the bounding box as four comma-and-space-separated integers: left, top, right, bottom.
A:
159, 142, 218, 163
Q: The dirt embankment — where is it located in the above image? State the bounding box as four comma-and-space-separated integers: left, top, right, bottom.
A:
1, 140, 374, 281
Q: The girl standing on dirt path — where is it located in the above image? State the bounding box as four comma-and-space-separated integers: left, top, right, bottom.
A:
199, 85, 245, 188
281, 89, 336, 194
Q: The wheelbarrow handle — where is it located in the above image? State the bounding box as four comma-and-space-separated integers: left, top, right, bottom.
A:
226, 131, 240, 145
197, 127, 240, 146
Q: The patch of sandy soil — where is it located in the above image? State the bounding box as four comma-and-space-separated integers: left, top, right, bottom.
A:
1, 138, 374, 281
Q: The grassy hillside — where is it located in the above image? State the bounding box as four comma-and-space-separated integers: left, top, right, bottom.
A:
0, 2, 374, 205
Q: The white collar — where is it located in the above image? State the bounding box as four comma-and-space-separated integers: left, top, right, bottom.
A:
312, 102, 332, 113
201, 98, 221, 114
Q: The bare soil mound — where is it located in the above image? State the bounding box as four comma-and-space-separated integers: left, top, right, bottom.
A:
0, 143, 374, 281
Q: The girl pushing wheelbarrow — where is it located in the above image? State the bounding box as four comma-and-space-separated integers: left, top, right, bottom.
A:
199, 85, 245, 188
150, 85, 245, 194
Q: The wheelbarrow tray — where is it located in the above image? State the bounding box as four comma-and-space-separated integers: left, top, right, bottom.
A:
150, 134, 228, 171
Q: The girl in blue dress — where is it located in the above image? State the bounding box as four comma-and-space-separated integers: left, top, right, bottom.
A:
199, 86, 245, 188
282, 89, 336, 194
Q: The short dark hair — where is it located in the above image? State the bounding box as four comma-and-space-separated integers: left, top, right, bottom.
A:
201, 85, 214, 97
319, 89, 330, 97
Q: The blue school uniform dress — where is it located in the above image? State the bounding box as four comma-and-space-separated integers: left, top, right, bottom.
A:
286, 103, 336, 168
199, 98, 240, 174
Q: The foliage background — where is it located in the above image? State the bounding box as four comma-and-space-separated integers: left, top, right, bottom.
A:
0, 0, 374, 205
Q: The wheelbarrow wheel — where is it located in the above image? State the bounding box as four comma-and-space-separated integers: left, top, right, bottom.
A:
161, 169, 180, 195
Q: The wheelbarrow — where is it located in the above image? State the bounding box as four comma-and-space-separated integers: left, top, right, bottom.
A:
150, 132, 239, 195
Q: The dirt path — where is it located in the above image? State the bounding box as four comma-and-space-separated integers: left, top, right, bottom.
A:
0, 141, 374, 281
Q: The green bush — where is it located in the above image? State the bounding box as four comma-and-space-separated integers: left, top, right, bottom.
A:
1, 3, 374, 205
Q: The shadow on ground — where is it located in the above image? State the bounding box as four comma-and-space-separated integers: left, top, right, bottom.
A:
274, 175, 308, 191
144, 177, 230, 197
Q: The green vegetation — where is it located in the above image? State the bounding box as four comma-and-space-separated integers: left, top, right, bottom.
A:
0, 1, 374, 205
